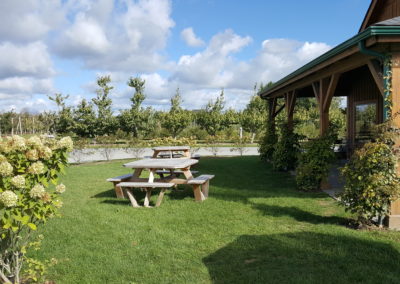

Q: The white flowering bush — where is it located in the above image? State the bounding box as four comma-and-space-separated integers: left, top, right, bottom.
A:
0, 135, 73, 283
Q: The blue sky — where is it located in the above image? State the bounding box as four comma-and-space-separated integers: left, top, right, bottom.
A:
0, 0, 371, 113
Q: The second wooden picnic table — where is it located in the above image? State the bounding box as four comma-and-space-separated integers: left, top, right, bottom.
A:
152, 146, 191, 158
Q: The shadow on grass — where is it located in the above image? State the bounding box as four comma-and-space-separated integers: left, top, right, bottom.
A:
92, 189, 116, 198
93, 186, 194, 203
203, 232, 400, 284
197, 156, 325, 203
252, 204, 348, 225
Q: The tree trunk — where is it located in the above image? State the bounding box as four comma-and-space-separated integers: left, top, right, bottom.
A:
251, 132, 256, 143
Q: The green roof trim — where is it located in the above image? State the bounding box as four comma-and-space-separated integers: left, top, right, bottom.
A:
259, 26, 400, 98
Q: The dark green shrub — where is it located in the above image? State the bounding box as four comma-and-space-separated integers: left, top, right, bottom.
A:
341, 141, 400, 226
296, 129, 337, 191
271, 124, 300, 171
259, 119, 278, 161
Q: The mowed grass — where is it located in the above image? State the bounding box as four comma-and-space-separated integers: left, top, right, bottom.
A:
31, 156, 400, 283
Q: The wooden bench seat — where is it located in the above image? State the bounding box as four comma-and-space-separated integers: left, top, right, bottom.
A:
106, 173, 133, 198
158, 153, 183, 158
117, 182, 174, 188
188, 174, 214, 200
117, 182, 174, 208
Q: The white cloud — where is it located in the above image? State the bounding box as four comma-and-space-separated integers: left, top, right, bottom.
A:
53, 0, 175, 73
297, 41, 331, 61
0, 77, 53, 95
0, 0, 65, 43
54, 13, 111, 57
0, 42, 55, 79
172, 29, 252, 87
181, 27, 205, 47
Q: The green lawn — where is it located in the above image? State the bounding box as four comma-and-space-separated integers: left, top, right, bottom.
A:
31, 156, 400, 283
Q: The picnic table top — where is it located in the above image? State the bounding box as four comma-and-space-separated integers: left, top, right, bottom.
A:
123, 158, 198, 169
152, 146, 190, 151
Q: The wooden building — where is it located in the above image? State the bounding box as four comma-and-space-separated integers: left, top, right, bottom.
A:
259, 0, 400, 228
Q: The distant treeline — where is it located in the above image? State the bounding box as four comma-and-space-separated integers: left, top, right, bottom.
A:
0, 76, 346, 142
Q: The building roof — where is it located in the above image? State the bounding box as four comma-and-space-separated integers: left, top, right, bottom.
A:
259, 24, 400, 99
375, 16, 400, 26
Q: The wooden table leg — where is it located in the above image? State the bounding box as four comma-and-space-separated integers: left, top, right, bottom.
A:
132, 168, 143, 179
182, 168, 193, 180
143, 189, 152, 207
184, 150, 191, 158
125, 189, 140, 208
155, 188, 166, 207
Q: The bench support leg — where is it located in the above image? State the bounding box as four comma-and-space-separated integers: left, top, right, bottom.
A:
144, 189, 152, 207
202, 181, 209, 199
192, 185, 206, 202
155, 188, 166, 207
113, 182, 125, 198
125, 189, 140, 208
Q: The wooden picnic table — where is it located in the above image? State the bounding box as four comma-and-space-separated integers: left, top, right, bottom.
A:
122, 158, 203, 206
152, 145, 191, 158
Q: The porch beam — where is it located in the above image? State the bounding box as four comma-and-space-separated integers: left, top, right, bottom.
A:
312, 82, 320, 104
312, 74, 339, 136
367, 59, 384, 96
285, 90, 297, 129
261, 45, 360, 98
323, 73, 341, 112
267, 55, 370, 98
273, 104, 285, 118
319, 78, 330, 136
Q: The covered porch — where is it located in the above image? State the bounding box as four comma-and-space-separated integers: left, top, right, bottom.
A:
259, 20, 400, 228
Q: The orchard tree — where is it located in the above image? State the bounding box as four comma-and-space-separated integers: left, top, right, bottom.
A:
92, 76, 116, 136
120, 77, 154, 138
73, 99, 96, 137
240, 85, 267, 142
48, 93, 74, 134
162, 88, 191, 138
197, 89, 228, 136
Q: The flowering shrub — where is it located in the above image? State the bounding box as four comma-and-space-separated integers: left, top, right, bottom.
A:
341, 141, 400, 226
271, 123, 301, 171
296, 127, 338, 191
0, 135, 73, 283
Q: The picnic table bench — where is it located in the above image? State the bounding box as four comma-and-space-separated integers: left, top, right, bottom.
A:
106, 173, 133, 198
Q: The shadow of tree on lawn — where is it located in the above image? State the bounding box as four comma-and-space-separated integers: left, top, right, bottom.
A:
203, 232, 400, 284
197, 157, 326, 203
252, 203, 348, 225
92, 188, 116, 198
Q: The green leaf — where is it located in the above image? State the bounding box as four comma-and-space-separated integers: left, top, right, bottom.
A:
27, 223, 37, 230
21, 215, 30, 225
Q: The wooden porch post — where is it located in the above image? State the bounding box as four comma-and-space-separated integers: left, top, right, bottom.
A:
389, 53, 400, 229
268, 98, 276, 126
312, 73, 341, 136
285, 90, 297, 129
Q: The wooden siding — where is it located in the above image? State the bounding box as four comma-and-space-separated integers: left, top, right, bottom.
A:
374, 0, 400, 23
345, 65, 383, 149
362, 0, 400, 30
